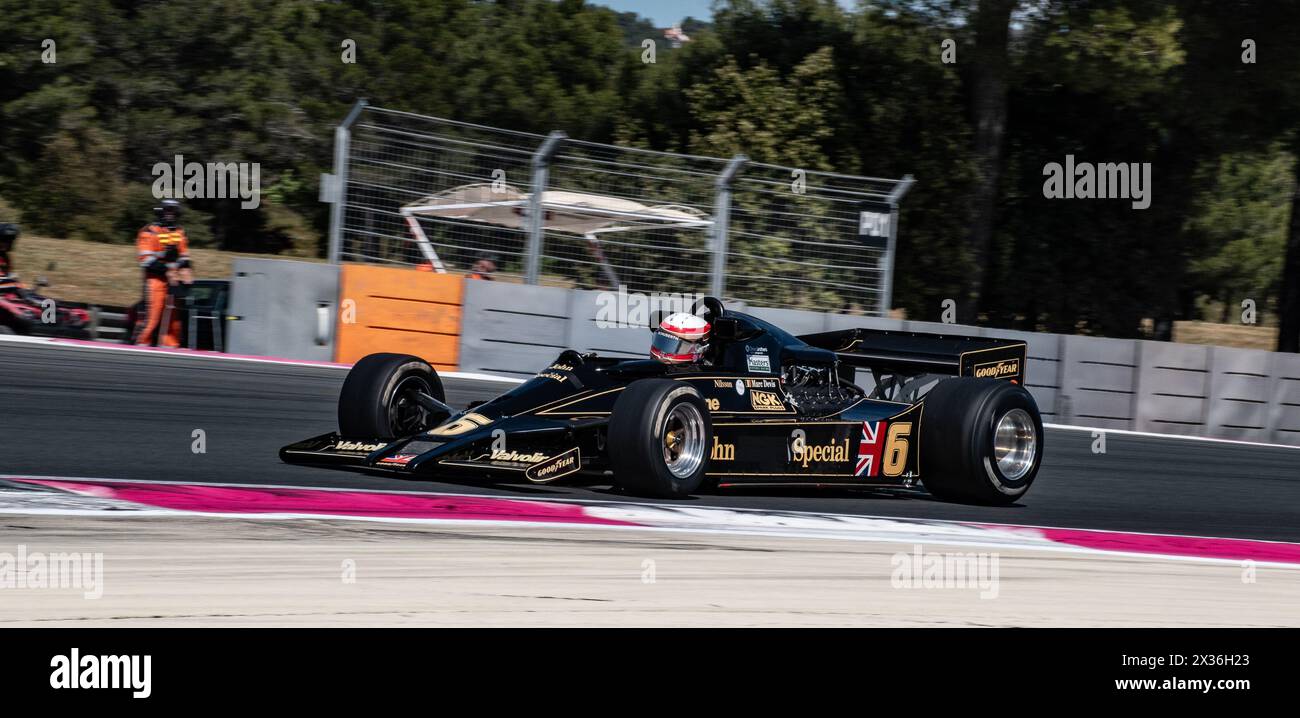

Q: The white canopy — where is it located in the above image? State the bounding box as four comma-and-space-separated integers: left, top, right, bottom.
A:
401, 183, 711, 235
400, 184, 711, 284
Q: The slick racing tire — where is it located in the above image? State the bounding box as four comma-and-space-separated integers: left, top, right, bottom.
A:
608, 379, 713, 498
338, 353, 447, 439
919, 378, 1043, 505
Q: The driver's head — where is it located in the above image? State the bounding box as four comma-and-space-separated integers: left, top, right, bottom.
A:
650, 312, 711, 364
154, 199, 182, 228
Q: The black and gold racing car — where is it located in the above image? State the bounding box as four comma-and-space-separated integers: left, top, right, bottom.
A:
280, 297, 1043, 504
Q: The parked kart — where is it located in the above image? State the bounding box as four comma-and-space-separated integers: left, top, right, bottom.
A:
281, 297, 1043, 504
0, 276, 90, 338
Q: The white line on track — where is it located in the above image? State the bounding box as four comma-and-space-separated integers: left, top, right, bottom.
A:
1043, 422, 1300, 451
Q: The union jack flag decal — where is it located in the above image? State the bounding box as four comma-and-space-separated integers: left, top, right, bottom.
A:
856, 421, 886, 477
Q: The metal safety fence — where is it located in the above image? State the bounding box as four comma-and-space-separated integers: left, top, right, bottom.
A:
324, 101, 912, 315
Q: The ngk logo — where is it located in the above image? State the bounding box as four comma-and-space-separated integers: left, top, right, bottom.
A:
750, 390, 785, 411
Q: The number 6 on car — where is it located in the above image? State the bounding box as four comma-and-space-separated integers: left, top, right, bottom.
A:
883, 422, 910, 478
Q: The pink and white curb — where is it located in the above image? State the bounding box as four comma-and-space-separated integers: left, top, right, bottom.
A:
2, 478, 635, 527
4, 476, 1300, 568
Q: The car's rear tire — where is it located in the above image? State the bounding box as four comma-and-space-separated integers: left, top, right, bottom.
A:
608, 379, 713, 498
920, 378, 1043, 505
338, 353, 447, 439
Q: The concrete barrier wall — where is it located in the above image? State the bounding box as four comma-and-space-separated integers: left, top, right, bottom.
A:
226, 259, 339, 362
567, 289, 654, 359
1135, 341, 1210, 437
458, 281, 571, 378
455, 279, 1300, 446
1206, 345, 1270, 442
1272, 353, 1300, 444
1059, 335, 1139, 430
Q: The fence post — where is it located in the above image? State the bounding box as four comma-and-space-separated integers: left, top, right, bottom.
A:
326, 99, 369, 265
525, 131, 567, 285
710, 155, 748, 299
880, 174, 915, 316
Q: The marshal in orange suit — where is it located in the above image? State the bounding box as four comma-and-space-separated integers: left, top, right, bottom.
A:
133, 199, 193, 347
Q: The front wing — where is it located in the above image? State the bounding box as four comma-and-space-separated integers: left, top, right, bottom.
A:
279, 422, 587, 484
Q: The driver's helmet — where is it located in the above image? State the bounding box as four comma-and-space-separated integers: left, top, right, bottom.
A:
650, 312, 711, 364
154, 198, 182, 228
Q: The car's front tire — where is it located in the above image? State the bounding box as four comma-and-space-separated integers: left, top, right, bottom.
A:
338, 353, 447, 438
919, 378, 1043, 505
608, 379, 713, 498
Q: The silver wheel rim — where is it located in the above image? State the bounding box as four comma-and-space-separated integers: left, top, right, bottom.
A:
993, 408, 1037, 480
661, 402, 706, 479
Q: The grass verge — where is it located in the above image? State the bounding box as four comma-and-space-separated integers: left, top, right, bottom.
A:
13, 234, 320, 307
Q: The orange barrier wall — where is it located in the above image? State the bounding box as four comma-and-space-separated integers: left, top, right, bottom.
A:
335, 265, 462, 370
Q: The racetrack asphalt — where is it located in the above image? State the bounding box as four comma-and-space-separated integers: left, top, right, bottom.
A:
2, 341, 1298, 542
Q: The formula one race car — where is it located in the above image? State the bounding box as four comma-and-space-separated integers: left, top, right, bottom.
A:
281, 298, 1043, 504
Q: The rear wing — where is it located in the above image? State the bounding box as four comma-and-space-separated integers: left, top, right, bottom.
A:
798, 328, 1026, 383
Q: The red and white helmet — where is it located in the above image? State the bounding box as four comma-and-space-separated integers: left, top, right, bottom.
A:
650, 312, 711, 364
